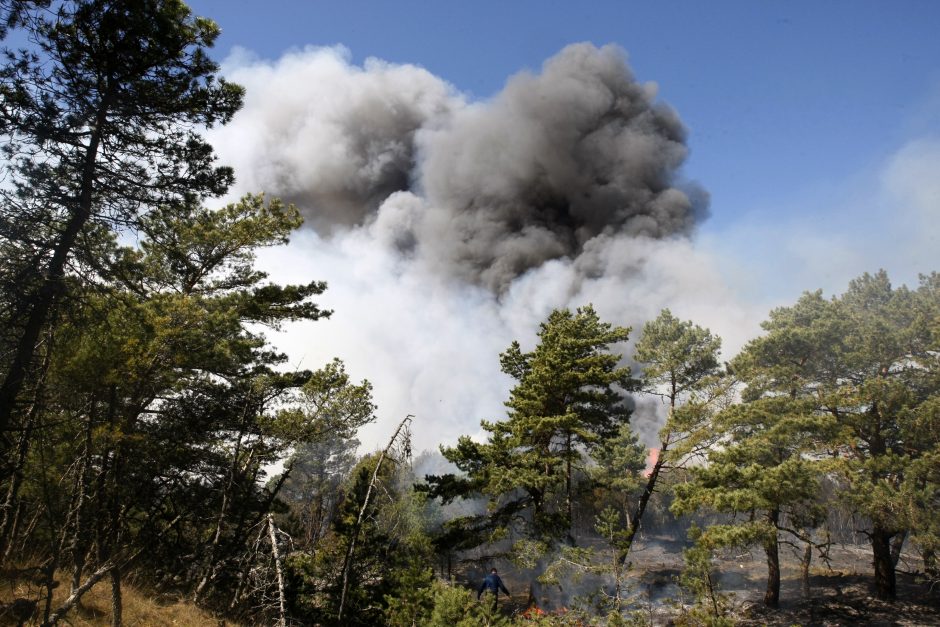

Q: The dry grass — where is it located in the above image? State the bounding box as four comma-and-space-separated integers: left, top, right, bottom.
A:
1, 570, 241, 626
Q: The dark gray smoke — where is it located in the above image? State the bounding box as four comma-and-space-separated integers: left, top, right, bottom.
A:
416, 43, 707, 290
213, 43, 707, 291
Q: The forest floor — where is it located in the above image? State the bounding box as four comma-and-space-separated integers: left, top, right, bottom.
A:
690, 542, 939, 626
456, 536, 940, 626
5, 541, 938, 625
0, 568, 239, 627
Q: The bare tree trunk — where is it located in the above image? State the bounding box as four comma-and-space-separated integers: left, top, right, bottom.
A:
194, 421, 249, 603
801, 536, 812, 598
612, 546, 624, 611
43, 561, 116, 626
42, 516, 177, 626
565, 431, 572, 532
0, 501, 21, 563
110, 567, 122, 627
0, 416, 35, 560
337, 414, 413, 622
228, 522, 267, 613
70, 405, 97, 593
41, 556, 60, 625
267, 514, 287, 627
12, 506, 42, 561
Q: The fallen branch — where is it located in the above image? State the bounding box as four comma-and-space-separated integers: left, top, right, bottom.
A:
42, 514, 181, 626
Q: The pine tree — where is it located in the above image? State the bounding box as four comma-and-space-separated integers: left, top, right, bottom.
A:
549, 310, 723, 614
0, 0, 243, 458
2, 195, 336, 623
683, 272, 940, 601
671, 394, 825, 608
427, 305, 632, 558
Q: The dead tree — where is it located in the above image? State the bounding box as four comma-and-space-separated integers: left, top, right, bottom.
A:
337, 414, 413, 622
267, 513, 287, 627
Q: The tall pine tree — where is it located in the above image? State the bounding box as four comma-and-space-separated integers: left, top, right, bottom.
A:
427, 305, 633, 558
0, 0, 243, 460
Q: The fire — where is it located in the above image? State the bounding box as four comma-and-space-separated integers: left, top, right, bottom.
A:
522, 606, 546, 618
643, 447, 660, 477
519, 605, 585, 625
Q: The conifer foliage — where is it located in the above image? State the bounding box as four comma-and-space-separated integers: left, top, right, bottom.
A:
427, 305, 633, 557
0, 0, 244, 459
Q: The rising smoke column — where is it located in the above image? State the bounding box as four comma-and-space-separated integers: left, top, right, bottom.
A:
208, 43, 752, 452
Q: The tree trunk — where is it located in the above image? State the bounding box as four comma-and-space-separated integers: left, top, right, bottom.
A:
41, 557, 60, 625
42, 516, 175, 626
337, 414, 412, 622
0, 414, 35, 560
871, 526, 897, 600
228, 522, 267, 613
0, 94, 111, 452
763, 509, 780, 608
267, 514, 287, 627
0, 501, 20, 563
565, 430, 572, 533
194, 418, 249, 603
890, 529, 907, 568
801, 537, 812, 598
0, 337, 52, 561
110, 567, 122, 627
44, 561, 115, 626
70, 406, 96, 593
614, 434, 671, 574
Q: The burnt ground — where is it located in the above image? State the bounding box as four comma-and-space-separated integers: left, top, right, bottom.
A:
638, 538, 940, 626
451, 537, 940, 625
736, 572, 940, 627
651, 539, 939, 626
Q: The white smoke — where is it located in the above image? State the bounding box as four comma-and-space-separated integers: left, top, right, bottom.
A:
207, 44, 765, 451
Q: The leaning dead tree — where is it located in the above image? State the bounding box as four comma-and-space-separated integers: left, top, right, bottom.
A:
223, 513, 295, 624
267, 513, 288, 627
337, 414, 413, 622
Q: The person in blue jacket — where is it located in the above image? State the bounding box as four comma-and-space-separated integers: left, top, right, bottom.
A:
477, 567, 510, 609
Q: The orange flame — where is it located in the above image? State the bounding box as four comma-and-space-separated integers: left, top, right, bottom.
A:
643, 447, 660, 477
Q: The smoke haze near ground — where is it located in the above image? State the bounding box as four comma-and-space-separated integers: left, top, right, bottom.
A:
207, 43, 764, 451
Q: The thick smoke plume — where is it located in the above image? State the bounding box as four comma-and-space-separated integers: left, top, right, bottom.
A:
214, 44, 707, 292
415, 43, 707, 290
208, 44, 759, 451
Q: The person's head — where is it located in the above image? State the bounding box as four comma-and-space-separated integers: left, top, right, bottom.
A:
491, 568, 497, 574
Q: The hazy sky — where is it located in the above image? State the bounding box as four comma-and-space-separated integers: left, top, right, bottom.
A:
186, 1, 940, 450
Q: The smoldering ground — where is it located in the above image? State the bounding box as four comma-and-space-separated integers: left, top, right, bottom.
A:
207, 43, 762, 452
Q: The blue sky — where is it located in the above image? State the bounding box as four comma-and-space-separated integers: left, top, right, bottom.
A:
191, 0, 940, 235
185, 1, 940, 449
